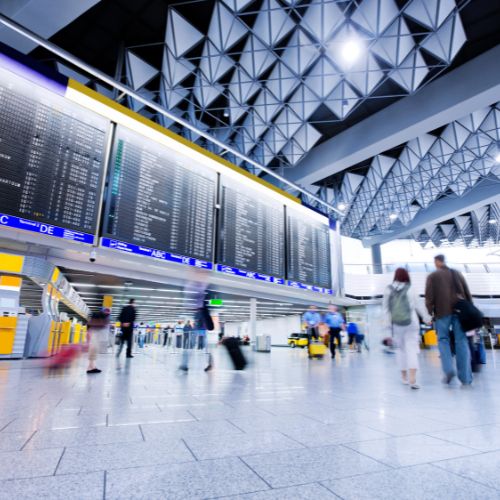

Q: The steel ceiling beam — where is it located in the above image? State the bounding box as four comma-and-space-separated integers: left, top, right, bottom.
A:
363, 178, 500, 247
286, 44, 500, 187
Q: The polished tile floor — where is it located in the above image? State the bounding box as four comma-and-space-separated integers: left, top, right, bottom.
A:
0, 343, 499, 499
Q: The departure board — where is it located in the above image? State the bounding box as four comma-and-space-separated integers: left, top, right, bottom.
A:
287, 210, 332, 289
217, 181, 285, 278
0, 61, 108, 239
104, 126, 216, 262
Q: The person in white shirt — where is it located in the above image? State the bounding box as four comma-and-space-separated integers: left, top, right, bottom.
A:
383, 267, 430, 389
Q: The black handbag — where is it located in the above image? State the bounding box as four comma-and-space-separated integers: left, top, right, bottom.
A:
451, 270, 483, 331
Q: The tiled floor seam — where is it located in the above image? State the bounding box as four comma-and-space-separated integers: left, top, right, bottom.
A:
19, 430, 37, 450
429, 461, 500, 491
419, 432, 491, 452
237, 455, 274, 489
0, 418, 16, 432
138, 424, 146, 441
102, 470, 107, 500
339, 443, 397, 470
318, 480, 346, 499
53, 447, 66, 475
181, 437, 199, 461
224, 419, 246, 433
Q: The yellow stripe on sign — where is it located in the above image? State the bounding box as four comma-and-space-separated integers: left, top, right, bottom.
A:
0, 253, 24, 273
0, 276, 22, 287
67, 79, 300, 204
51, 267, 60, 284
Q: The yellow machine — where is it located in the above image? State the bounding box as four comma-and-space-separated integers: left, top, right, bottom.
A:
288, 333, 309, 348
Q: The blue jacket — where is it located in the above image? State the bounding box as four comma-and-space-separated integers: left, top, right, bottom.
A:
347, 322, 359, 334
324, 312, 345, 328
303, 311, 321, 327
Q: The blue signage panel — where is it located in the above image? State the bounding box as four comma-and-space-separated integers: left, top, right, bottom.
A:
216, 264, 285, 285
287, 279, 334, 295
215, 264, 332, 294
0, 213, 94, 244
101, 238, 213, 269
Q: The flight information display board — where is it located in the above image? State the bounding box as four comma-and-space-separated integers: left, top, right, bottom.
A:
0, 58, 109, 243
103, 126, 216, 263
217, 181, 285, 279
286, 209, 332, 289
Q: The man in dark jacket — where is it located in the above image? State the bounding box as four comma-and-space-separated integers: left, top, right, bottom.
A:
425, 255, 472, 385
117, 299, 136, 358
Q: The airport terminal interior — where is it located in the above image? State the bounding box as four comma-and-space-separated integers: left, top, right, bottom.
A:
0, 0, 500, 498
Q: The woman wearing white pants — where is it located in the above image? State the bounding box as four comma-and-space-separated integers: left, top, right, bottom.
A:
383, 268, 430, 389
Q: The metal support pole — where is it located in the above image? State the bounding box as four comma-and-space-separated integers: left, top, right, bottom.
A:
0, 13, 341, 216
371, 244, 383, 274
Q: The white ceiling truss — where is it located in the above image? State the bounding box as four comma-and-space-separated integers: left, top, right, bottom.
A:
335, 101, 500, 246
121, 0, 467, 171
412, 202, 500, 248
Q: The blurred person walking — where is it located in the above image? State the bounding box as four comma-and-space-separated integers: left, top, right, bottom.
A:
425, 255, 473, 385
174, 320, 184, 349
384, 268, 430, 389
117, 298, 136, 359
303, 305, 321, 344
323, 305, 345, 359
179, 269, 213, 372
87, 308, 111, 374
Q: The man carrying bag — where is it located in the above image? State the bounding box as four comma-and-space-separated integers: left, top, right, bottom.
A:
425, 255, 476, 385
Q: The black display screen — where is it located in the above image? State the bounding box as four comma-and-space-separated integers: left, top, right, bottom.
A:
104, 126, 216, 261
217, 181, 285, 278
286, 210, 332, 288
0, 65, 108, 234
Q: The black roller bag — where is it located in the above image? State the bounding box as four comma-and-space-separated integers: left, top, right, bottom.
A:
222, 337, 247, 370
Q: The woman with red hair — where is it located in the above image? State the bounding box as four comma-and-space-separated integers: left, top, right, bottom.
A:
383, 267, 430, 389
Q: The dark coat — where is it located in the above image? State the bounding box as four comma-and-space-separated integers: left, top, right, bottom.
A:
425, 267, 472, 319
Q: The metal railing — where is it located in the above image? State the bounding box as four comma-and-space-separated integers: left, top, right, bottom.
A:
344, 262, 500, 275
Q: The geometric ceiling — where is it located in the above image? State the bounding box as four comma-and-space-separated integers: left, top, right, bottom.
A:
336, 101, 500, 243
123, 0, 467, 171
413, 202, 500, 248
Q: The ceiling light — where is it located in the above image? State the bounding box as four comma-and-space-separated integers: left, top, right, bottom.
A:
338, 203, 346, 211
389, 213, 398, 221
488, 219, 497, 224
340, 36, 364, 64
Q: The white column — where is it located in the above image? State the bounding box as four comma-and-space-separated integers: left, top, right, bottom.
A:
249, 298, 257, 344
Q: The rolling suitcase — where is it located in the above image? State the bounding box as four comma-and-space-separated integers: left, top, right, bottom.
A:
223, 337, 247, 370
308, 340, 326, 359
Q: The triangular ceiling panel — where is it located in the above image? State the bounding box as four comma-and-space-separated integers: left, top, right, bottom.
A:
239, 35, 277, 78
253, 0, 295, 47
351, 0, 400, 35
208, 1, 248, 51
301, 0, 345, 42
165, 9, 204, 57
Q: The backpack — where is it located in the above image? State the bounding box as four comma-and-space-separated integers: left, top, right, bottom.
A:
388, 284, 412, 326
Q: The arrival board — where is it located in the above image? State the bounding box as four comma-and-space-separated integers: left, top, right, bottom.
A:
104, 126, 216, 261
287, 210, 331, 288
0, 61, 108, 236
217, 181, 285, 278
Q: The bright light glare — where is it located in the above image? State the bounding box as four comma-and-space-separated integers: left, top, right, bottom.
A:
488, 219, 497, 224
340, 38, 364, 63
495, 153, 500, 163
338, 203, 346, 211
389, 213, 398, 221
